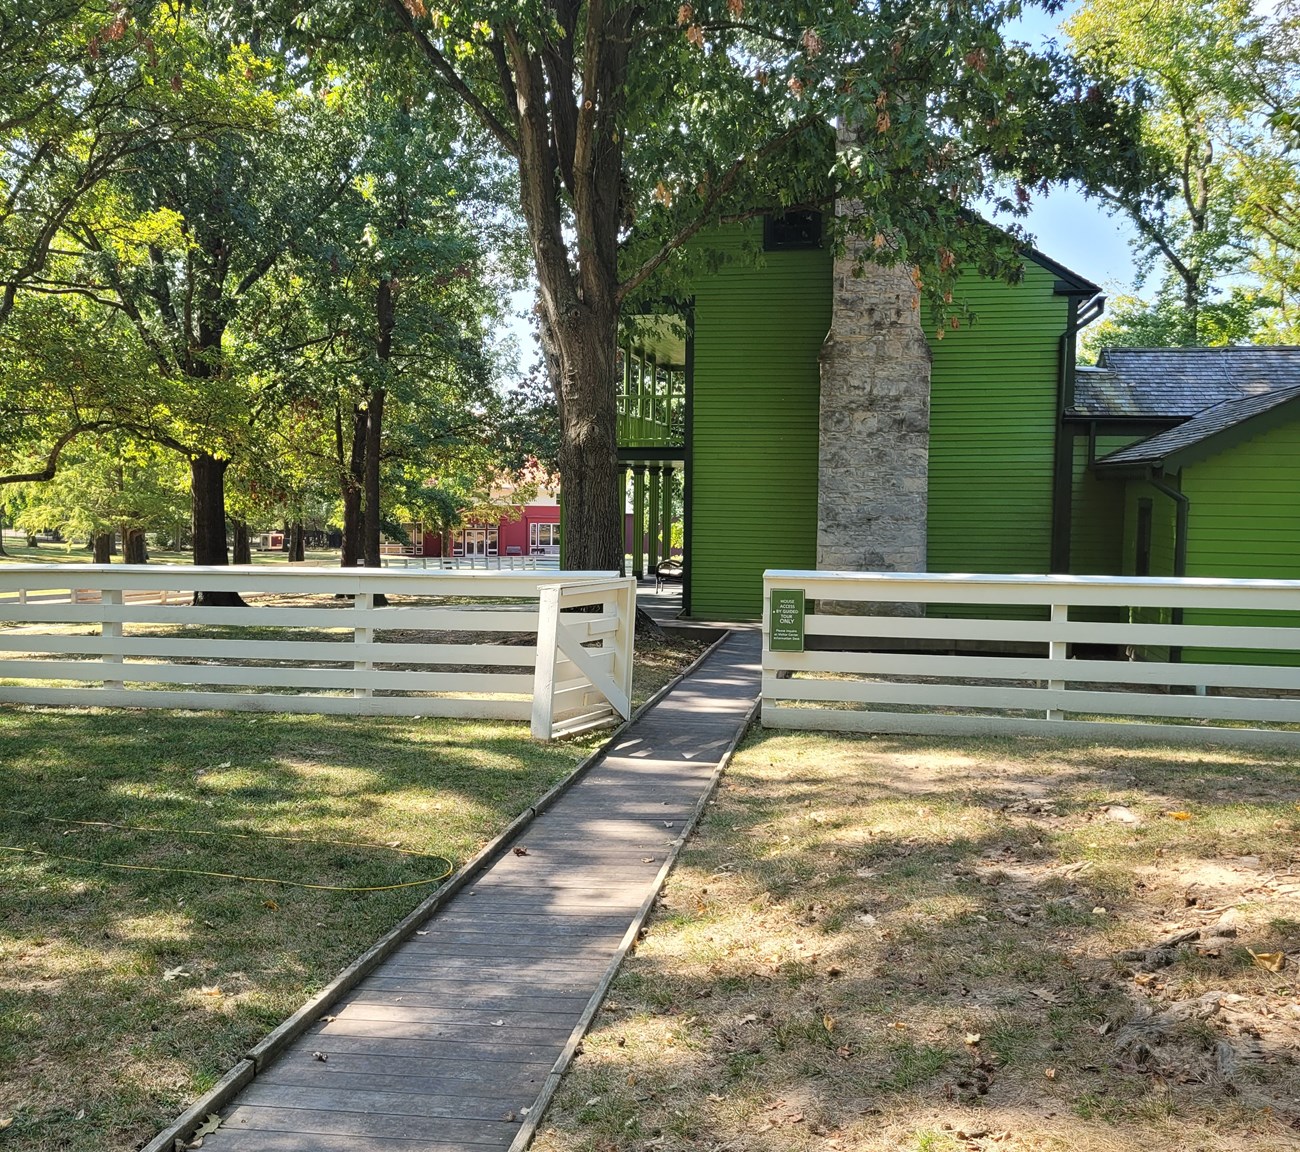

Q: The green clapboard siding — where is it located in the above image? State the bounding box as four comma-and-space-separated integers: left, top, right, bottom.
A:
1071, 433, 1139, 575
1178, 417, 1300, 664
923, 262, 1070, 623
688, 224, 831, 619
926, 263, 1069, 576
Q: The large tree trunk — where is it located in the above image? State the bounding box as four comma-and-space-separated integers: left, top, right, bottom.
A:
190, 454, 244, 607
92, 532, 112, 563
339, 406, 367, 567
362, 387, 385, 569
289, 521, 305, 562
231, 518, 251, 565
123, 526, 147, 564
540, 308, 623, 573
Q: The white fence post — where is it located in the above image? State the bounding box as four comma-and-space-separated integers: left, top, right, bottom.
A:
531, 585, 562, 739
102, 586, 123, 690
1046, 601, 1068, 720
353, 590, 374, 698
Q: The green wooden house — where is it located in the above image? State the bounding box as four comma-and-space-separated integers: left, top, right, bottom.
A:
616, 212, 1101, 619
614, 216, 1300, 623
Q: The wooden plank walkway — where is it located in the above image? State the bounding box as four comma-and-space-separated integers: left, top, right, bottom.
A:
199, 629, 760, 1152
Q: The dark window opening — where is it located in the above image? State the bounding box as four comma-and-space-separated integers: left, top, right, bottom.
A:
1135, 498, 1153, 577
763, 210, 822, 250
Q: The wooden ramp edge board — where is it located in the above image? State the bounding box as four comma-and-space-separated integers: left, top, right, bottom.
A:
139, 628, 737, 1152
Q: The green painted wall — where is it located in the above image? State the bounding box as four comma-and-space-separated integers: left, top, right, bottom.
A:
688, 224, 831, 619
1070, 432, 1138, 575
926, 262, 1069, 576
1179, 418, 1300, 664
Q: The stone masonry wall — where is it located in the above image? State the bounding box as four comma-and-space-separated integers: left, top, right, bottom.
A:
816, 243, 932, 583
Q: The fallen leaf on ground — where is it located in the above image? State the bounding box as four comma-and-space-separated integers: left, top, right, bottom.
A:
1044, 1067, 1058, 1080
965, 1032, 982, 1046
263, 899, 278, 910
1169, 811, 1193, 820
512, 846, 529, 856
0, 1117, 12, 1131
163, 965, 190, 981
198, 985, 222, 997
193, 1115, 221, 1138
823, 1013, 835, 1033
1248, 949, 1287, 972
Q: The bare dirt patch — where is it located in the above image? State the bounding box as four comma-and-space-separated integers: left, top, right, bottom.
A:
533, 732, 1300, 1152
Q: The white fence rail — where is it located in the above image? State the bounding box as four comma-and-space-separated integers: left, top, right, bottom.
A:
0, 565, 635, 740
762, 570, 1300, 747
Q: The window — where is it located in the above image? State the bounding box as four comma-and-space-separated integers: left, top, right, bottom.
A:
531, 522, 559, 553
763, 210, 822, 250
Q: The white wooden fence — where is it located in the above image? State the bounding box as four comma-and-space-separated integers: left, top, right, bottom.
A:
762, 570, 1300, 747
0, 565, 635, 740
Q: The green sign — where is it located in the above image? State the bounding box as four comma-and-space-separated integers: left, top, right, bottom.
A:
769, 588, 805, 652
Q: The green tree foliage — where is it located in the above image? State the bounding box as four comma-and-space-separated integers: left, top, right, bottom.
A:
1068, 0, 1300, 343
244, 64, 525, 567
256, 0, 1143, 570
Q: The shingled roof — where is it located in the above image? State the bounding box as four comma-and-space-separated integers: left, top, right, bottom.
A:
1095, 383, 1300, 473
1073, 346, 1300, 418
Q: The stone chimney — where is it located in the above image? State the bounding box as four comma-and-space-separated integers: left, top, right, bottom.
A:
816, 234, 932, 579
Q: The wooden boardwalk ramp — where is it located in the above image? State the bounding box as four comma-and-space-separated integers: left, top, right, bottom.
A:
197, 629, 760, 1152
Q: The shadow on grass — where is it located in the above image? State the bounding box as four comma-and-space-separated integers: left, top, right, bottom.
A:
534, 730, 1300, 1152
0, 706, 587, 1152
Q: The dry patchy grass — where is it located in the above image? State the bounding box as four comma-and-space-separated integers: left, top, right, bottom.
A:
534, 731, 1300, 1152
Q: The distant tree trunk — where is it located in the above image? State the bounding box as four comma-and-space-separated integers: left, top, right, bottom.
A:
339, 406, 367, 567
363, 386, 386, 570
92, 533, 112, 563
289, 521, 305, 562
231, 518, 251, 565
123, 527, 147, 564
190, 454, 244, 607
0, 510, 7, 556
25, 533, 37, 547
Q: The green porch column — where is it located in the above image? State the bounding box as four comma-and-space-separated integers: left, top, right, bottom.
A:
647, 466, 661, 572
661, 465, 674, 560
631, 465, 647, 579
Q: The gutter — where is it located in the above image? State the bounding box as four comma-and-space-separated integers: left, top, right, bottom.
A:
1148, 473, 1189, 662
1050, 292, 1106, 573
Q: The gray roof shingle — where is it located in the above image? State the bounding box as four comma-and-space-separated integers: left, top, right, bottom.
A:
1095, 382, 1300, 470
1073, 346, 1300, 418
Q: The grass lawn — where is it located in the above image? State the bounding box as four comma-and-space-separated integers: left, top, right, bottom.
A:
0, 630, 708, 1152
533, 730, 1300, 1152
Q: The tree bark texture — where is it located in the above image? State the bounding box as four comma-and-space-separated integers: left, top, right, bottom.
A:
123, 527, 147, 564
190, 454, 244, 606
340, 407, 367, 567
231, 518, 251, 565
289, 521, 305, 562
92, 533, 112, 563
364, 277, 393, 571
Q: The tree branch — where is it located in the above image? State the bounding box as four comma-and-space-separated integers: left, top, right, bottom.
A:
388, 0, 520, 158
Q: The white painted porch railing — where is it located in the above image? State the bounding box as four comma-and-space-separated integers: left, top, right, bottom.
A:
762, 570, 1300, 747
0, 565, 635, 740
